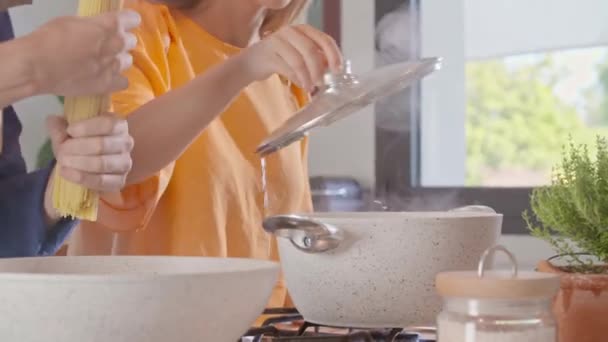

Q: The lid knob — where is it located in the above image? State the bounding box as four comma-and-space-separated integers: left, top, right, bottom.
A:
320, 59, 359, 94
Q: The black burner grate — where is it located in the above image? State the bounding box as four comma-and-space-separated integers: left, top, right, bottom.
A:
242, 309, 436, 342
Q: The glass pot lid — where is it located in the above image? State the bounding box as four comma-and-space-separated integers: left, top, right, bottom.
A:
256, 57, 442, 156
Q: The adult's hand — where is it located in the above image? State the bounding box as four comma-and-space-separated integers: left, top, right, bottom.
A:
43, 113, 134, 223
48, 113, 134, 192
24, 10, 141, 96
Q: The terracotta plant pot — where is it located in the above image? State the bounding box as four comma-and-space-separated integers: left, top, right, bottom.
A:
537, 260, 608, 342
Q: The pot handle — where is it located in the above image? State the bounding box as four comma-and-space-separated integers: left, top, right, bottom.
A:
263, 215, 344, 253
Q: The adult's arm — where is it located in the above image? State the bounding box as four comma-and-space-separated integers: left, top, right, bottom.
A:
0, 11, 36, 109
0, 39, 38, 109
0, 11, 76, 257
0, 9, 140, 109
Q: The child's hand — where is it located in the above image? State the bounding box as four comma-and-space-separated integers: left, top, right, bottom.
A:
239, 24, 343, 91
47, 113, 134, 192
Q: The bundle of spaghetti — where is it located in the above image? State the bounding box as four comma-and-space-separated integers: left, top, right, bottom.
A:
52, 0, 123, 221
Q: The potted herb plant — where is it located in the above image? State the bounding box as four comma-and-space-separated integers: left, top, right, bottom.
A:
525, 136, 608, 342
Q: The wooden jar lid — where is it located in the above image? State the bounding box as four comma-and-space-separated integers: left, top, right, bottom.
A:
436, 245, 560, 299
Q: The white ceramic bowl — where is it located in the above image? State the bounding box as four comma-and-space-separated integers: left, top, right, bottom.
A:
0, 256, 278, 342
272, 211, 502, 328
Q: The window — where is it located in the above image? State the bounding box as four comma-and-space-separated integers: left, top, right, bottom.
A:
466, 47, 608, 187
305, 1, 608, 234
415, 0, 608, 233
419, 0, 608, 185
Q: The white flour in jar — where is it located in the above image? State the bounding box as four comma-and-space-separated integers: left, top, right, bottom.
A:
437, 317, 556, 342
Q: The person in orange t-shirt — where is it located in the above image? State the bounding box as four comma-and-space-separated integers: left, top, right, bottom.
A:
65, 0, 343, 309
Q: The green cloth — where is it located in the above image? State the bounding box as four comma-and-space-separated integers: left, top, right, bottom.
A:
36, 97, 62, 170
36, 139, 53, 170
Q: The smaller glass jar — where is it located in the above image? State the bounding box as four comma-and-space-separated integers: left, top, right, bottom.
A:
435, 245, 560, 342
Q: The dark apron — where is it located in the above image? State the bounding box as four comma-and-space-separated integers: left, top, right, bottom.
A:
0, 11, 28, 176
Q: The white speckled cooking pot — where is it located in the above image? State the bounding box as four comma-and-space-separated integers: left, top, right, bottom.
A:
264, 209, 502, 328
0, 256, 278, 342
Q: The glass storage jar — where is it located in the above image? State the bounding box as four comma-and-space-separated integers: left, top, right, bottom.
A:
435, 245, 560, 342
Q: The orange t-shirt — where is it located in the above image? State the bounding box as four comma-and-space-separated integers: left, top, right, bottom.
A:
66, 0, 312, 308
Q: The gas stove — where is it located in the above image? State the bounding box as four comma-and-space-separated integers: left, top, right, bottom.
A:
241, 309, 436, 342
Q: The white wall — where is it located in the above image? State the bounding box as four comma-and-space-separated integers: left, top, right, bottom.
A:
307, 0, 376, 188
9, 0, 77, 169
465, 0, 608, 60
497, 235, 554, 270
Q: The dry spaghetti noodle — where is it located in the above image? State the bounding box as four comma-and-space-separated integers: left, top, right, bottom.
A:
52, 0, 123, 221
